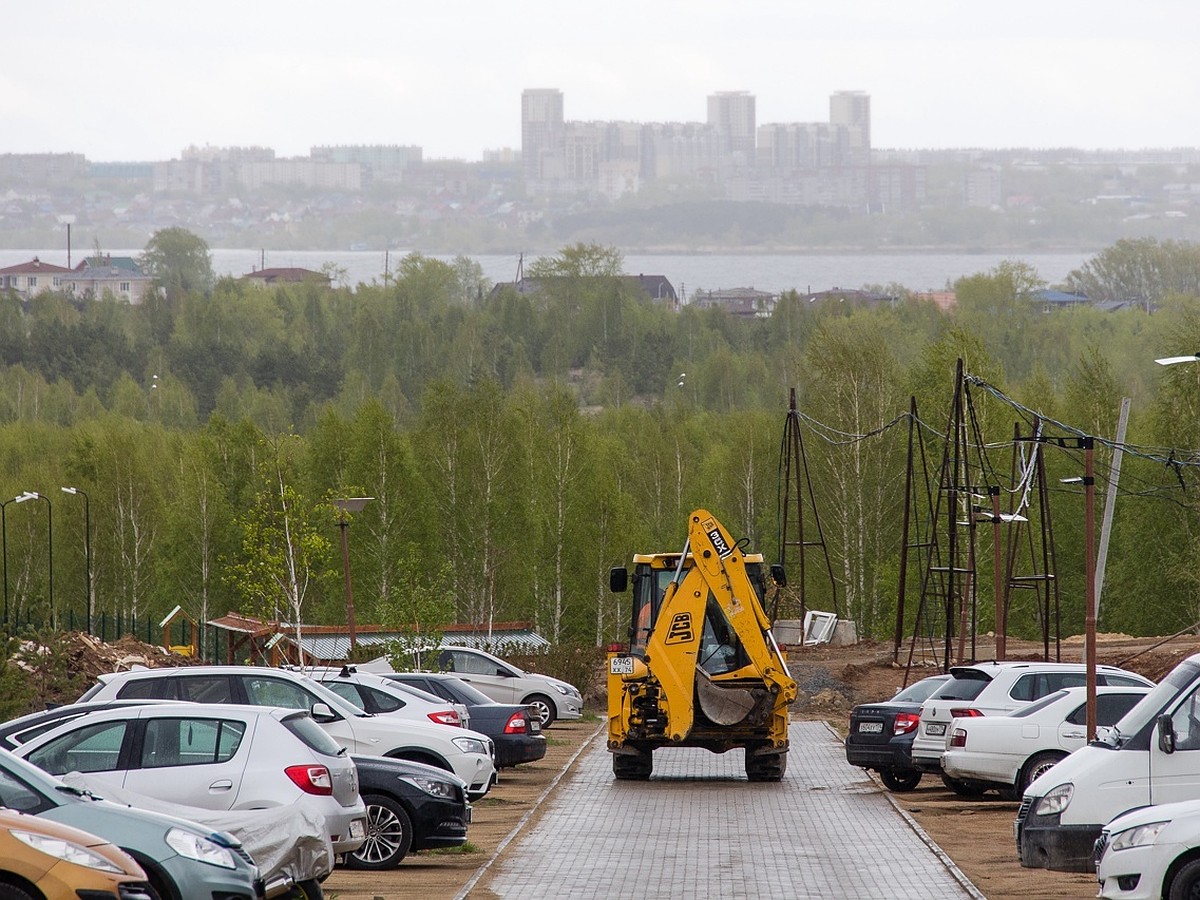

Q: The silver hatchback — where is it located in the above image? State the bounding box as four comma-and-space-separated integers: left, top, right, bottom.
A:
8, 703, 367, 855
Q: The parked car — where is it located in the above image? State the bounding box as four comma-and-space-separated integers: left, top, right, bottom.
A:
907, 660, 1154, 790
0, 806, 153, 900
7, 702, 366, 856
303, 666, 469, 729
940, 684, 1151, 797
431, 646, 583, 728
844, 674, 950, 792
0, 747, 262, 899
349, 755, 471, 870
383, 671, 547, 769
1018, 652, 1200, 873
1095, 796, 1200, 900
78, 665, 498, 799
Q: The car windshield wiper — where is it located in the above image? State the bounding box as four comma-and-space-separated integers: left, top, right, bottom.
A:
54, 784, 99, 800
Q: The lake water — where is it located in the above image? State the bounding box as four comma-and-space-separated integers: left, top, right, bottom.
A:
0, 248, 1094, 298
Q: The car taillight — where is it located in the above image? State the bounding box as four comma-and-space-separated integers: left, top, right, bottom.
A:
893, 712, 920, 735
503, 712, 528, 734
428, 710, 462, 727
950, 728, 967, 748
950, 707, 983, 718
285, 765, 333, 795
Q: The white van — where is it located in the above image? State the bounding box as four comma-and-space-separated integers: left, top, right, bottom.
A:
1017, 652, 1200, 873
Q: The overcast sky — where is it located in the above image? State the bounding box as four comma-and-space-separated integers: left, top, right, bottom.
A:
5, 2, 1197, 163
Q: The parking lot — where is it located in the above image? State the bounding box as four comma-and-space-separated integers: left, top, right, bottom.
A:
467, 721, 982, 899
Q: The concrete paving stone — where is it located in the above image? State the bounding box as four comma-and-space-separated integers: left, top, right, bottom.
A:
475, 721, 982, 899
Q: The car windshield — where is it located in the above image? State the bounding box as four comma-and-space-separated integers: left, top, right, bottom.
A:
1110, 660, 1200, 745
1008, 690, 1070, 718
892, 677, 950, 704
438, 678, 494, 706
282, 713, 346, 757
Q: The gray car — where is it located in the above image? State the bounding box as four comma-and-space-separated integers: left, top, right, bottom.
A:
0, 747, 262, 899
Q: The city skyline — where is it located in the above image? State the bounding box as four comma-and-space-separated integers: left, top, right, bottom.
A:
5, 1, 1199, 163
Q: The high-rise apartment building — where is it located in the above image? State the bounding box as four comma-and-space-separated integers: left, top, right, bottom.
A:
521, 89, 565, 181
829, 91, 871, 166
706, 91, 756, 164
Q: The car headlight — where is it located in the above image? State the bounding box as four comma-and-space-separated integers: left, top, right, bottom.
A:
10, 829, 125, 874
403, 775, 458, 800
1033, 784, 1073, 816
165, 827, 237, 869
553, 684, 569, 695
452, 736, 488, 755
1110, 821, 1169, 852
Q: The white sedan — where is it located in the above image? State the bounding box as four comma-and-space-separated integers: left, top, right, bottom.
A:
1097, 798, 1200, 899
940, 684, 1151, 797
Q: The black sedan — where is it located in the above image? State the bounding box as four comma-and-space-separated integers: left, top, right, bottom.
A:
349, 754, 470, 869
382, 672, 547, 769
844, 674, 950, 792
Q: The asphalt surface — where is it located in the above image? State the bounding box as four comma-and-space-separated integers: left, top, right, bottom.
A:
466, 721, 983, 899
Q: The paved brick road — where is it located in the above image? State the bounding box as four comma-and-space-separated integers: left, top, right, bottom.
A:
468, 721, 982, 899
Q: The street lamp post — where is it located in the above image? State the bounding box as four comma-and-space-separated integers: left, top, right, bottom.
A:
16, 493, 52, 629
0, 495, 23, 631
61, 487, 91, 634
332, 497, 374, 654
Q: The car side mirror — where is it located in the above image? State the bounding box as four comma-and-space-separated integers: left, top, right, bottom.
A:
609, 567, 628, 593
311, 702, 339, 723
1159, 714, 1176, 754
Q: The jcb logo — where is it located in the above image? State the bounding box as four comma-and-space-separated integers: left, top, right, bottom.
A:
664, 612, 694, 644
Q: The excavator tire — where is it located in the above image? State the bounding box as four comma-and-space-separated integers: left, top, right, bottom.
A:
612, 748, 653, 780
745, 747, 786, 782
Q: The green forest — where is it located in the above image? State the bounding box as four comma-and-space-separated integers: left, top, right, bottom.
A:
6, 232, 1200, 656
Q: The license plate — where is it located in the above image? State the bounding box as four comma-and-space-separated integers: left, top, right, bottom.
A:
465, 805, 473, 824
349, 818, 366, 841
926, 723, 946, 736
857, 721, 884, 734
529, 718, 541, 734
610, 656, 635, 675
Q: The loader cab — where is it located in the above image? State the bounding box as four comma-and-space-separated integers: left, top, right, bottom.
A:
614, 553, 767, 665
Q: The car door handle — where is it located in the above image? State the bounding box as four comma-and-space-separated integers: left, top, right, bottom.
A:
1062, 731, 1085, 740
208, 780, 233, 792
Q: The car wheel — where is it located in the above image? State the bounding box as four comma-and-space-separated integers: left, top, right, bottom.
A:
1169, 858, 1200, 900
879, 768, 922, 792
346, 794, 413, 870
1019, 751, 1066, 794
526, 694, 556, 729
940, 773, 987, 797
0, 881, 38, 900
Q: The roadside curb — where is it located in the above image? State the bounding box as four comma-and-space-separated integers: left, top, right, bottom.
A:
820, 721, 986, 900
455, 721, 605, 899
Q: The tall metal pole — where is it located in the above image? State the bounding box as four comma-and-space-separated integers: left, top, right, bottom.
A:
0, 497, 13, 632
338, 516, 356, 652
1084, 438, 1097, 742
15, 492, 51, 629
62, 488, 91, 634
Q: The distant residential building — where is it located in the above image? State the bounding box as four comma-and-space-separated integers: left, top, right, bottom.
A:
522, 89, 565, 183
690, 287, 777, 318
914, 290, 957, 311
64, 255, 154, 304
242, 267, 332, 288
829, 91, 871, 166
707, 91, 757, 165
311, 145, 422, 184
0, 153, 87, 185
488, 274, 678, 310
1029, 288, 1089, 312
800, 287, 897, 308
0, 257, 74, 298
236, 159, 362, 191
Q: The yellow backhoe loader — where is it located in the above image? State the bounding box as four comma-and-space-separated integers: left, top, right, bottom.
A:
606, 509, 797, 780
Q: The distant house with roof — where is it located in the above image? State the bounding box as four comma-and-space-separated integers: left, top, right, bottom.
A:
690, 287, 777, 319
487, 274, 679, 310
799, 287, 897, 309
242, 266, 332, 289
1029, 288, 1089, 312
64, 255, 155, 305
0, 256, 74, 299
